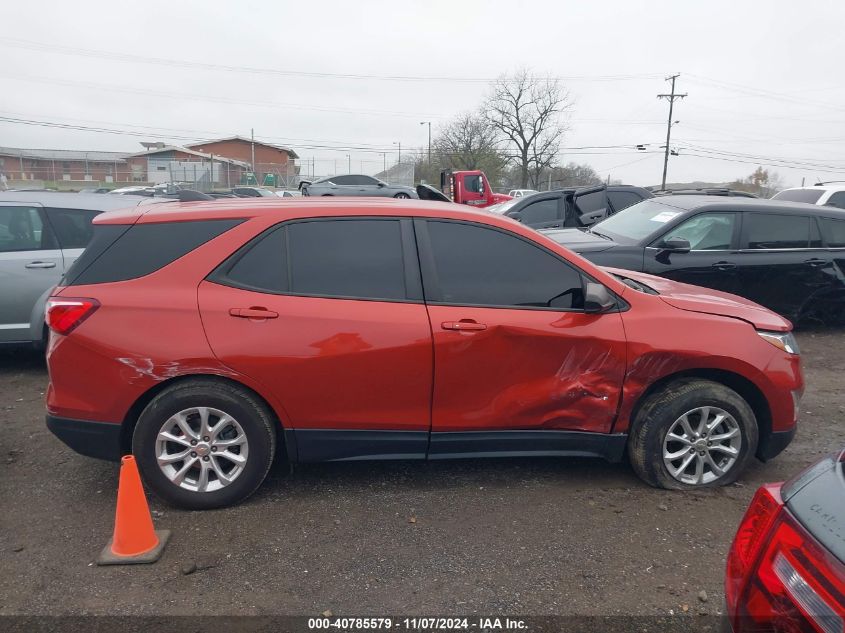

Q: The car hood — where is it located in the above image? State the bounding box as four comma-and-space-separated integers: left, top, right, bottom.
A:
542, 228, 618, 253
604, 267, 792, 332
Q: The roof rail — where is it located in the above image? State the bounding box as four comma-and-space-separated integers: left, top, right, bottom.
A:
813, 180, 845, 186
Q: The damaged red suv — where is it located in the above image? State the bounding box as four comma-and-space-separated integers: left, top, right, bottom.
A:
45, 199, 803, 509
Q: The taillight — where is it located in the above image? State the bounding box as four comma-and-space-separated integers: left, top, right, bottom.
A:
727, 484, 784, 613
729, 497, 845, 633
45, 298, 100, 335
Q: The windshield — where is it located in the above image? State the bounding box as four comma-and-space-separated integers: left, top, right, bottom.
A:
771, 188, 824, 204
589, 199, 686, 244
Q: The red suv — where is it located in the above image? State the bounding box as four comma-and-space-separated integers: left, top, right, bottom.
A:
45, 199, 803, 509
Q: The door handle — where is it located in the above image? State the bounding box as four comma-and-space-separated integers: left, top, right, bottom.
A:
711, 261, 737, 271
25, 261, 57, 269
804, 258, 828, 268
441, 319, 487, 331
229, 307, 279, 319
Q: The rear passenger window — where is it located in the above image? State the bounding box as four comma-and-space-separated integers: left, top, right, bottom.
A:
608, 191, 643, 213
426, 221, 585, 309
825, 192, 845, 210
744, 214, 812, 249
47, 208, 98, 249
819, 217, 845, 247
288, 220, 406, 300
0, 207, 54, 252
218, 219, 409, 301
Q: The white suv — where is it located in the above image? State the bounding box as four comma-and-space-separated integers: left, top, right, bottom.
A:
771, 183, 845, 208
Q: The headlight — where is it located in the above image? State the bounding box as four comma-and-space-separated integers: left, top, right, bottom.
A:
757, 330, 800, 354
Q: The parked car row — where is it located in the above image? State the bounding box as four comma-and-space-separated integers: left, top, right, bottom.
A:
544, 195, 845, 324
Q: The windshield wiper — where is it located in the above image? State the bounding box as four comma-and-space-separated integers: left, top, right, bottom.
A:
588, 228, 613, 240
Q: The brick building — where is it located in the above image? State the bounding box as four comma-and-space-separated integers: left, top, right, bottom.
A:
0, 147, 129, 183
186, 136, 299, 187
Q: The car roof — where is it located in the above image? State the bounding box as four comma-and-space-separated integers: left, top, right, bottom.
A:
780, 184, 845, 193
645, 194, 845, 217
0, 190, 169, 211
93, 197, 498, 225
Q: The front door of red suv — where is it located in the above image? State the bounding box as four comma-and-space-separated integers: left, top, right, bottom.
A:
199, 217, 433, 461
414, 219, 627, 455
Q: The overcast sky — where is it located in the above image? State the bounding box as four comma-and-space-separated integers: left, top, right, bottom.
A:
2, 0, 845, 188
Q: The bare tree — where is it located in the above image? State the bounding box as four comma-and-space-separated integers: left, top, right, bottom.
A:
727, 167, 785, 197
433, 111, 506, 177
485, 69, 573, 188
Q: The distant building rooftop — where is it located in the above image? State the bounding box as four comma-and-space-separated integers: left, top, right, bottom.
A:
0, 146, 129, 162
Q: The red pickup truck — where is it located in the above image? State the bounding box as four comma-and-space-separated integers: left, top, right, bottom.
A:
418, 170, 512, 208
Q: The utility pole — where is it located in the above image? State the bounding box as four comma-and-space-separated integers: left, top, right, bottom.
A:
394, 141, 401, 165
347, 154, 351, 173
420, 121, 431, 164
250, 128, 256, 184
657, 74, 687, 190
381, 152, 387, 172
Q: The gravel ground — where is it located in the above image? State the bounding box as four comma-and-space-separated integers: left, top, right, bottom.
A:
0, 329, 842, 619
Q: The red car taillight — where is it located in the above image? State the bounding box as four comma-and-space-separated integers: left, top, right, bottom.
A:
726, 484, 784, 612
727, 485, 845, 633
45, 298, 100, 335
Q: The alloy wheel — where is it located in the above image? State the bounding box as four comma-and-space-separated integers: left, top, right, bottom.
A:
662, 406, 742, 485
154, 406, 249, 492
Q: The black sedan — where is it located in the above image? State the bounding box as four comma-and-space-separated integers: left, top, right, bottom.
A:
542, 196, 845, 323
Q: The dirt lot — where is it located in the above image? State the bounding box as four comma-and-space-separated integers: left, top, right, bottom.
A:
1, 329, 842, 620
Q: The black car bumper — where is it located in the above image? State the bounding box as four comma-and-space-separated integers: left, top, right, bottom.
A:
46, 415, 123, 462
757, 426, 797, 462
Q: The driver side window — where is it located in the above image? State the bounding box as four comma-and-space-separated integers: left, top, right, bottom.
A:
661, 213, 736, 250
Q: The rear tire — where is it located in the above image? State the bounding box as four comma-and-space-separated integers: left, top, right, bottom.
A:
132, 378, 277, 509
393, 192, 410, 199
628, 379, 758, 490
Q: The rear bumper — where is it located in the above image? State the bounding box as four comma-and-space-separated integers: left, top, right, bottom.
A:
46, 415, 123, 462
757, 426, 796, 462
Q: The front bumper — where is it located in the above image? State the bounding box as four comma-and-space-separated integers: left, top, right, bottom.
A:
46, 415, 123, 462
757, 426, 797, 462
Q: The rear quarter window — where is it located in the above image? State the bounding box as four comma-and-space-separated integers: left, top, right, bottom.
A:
63, 219, 243, 285
819, 217, 845, 247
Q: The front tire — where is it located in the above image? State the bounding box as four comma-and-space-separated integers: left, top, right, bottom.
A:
132, 378, 277, 510
628, 379, 758, 490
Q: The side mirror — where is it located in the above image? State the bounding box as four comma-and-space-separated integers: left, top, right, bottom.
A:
584, 282, 616, 314
509, 211, 524, 223
377, 182, 386, 188
658, 236, 691, 253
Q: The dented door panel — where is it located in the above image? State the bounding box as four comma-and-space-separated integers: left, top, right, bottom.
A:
427, 305, 627, 434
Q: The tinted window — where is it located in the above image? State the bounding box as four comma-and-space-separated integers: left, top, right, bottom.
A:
352, 176, 378, 186
47, 208, 99, 249
288, 219, 406, 300
608, 191, 644, 213
518, 198, 558, 224
574, 191, 606, 213
65, 219, 242, 285
744, 214, 811, 249
0, 207, 51, 252
771, 189, 824, 204
662, 213, 735, 250
331, 176, 354, 185
224, 226, 288, 292
820, 217, 845, 247
427, 221, 585, 309
825, 192, 845, 209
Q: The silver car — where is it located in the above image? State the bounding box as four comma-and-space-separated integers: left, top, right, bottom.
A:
302, 174, 418, 198
0, 191, 167, 346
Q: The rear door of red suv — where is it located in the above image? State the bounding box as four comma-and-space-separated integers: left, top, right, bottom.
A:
198, 216, 433, 461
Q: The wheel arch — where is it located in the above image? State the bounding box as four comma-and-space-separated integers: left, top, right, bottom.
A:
119, 374, 293, 461
627, 368, 772, 460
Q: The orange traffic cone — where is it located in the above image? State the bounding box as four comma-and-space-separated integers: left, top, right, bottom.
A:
97, 455, 170, 565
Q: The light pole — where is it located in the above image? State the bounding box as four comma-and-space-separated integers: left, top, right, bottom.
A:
346, 154, 351, 174
381, 153, 387, 172
419, 121, 431, 164
393, 141, 401, 166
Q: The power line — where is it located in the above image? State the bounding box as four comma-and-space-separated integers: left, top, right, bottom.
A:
0, 36, 664, 84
